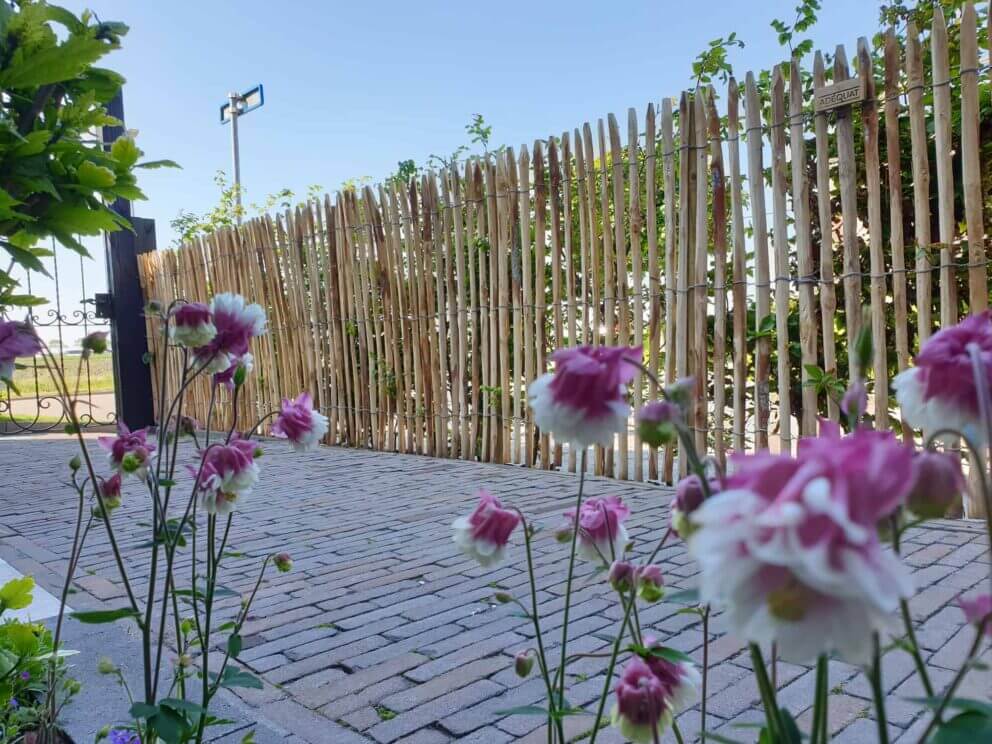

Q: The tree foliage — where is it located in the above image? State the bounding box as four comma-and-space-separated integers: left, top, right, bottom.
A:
0, 0, 175, 311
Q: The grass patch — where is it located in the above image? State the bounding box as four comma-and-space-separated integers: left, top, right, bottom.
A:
5, 354, 114, 397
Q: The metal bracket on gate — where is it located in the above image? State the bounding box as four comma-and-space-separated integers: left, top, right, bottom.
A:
93, 292, 114, 320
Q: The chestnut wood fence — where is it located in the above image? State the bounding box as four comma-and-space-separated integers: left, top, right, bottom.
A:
139, 5, 992, 509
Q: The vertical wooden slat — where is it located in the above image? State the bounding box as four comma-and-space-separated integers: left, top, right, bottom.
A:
451, 166, 470, 457
692, 93, 708, 454
961, 1, 986, 312
907, 21, 933, 345
661, 98, 677, 479
770, 68, 793, 452
727, 79, 747, 453
518, 147, 534, 466
859, 37, 889, 429
497, 155, 512, 463
549, 137, 565, 468
835, 46, 863, 380
675, 92, 691, 446
885, 29, 910, 379
645, 102, 661, 479
533, 140, 550, 468
610, 113, 630, 479
707, 88, 727, 464
745, 74, 771, 451
932, 6, 957, 328
790, 59, 817, 436
813, 53, 839, 421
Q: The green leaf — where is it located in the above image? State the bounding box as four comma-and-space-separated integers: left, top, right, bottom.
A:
45, 203, 128, 235
135, 159, 181, 170
150, 706, 188, 744
665, 588, 700, 605
780, 709, 803, 744
1, 241, 51, 276
907, 697, 992, 717
494, 705, 548, 716
932, 711, 992, 744
77, 160, 116, 188
129, 702, 158, 719
0, 575, 34, 612
159, 698, 207, 716
211, 665, 263, 690
12, 131, 51, 157
0, 33, 109, 88
646, 646, 694, 665
110, 136, 141, 169
71, 607, 139, 624
227, 633, 242, 658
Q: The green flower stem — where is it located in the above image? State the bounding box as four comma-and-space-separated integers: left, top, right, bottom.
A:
869, 633, 889, 744
749, 643, 783, 742
515, 511, 558, 729
899, 599, 934, 698
701, 605, 710, 743
810, 655, 828, 744
917, 619, 989, 743
671, 721, 685, 744
588, 589, 636, 744
553, 448, 588, 729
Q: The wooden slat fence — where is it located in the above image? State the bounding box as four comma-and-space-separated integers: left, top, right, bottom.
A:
139, 5, 992, 515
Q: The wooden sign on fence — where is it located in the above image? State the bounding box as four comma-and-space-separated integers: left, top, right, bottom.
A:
814, 76, 864, 111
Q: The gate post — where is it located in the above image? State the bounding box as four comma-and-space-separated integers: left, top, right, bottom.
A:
103, 91, 157, 430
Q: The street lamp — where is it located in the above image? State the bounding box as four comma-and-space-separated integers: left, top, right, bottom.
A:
219, 84, 265, 223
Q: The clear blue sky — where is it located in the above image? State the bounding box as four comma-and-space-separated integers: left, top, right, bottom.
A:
64, 0, 881, 247
25, 0, 883, 348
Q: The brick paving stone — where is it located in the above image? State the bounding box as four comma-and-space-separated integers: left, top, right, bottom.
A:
1, 436, 989, 743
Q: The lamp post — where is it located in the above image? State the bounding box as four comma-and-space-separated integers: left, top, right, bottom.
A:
219, 84, 265, 224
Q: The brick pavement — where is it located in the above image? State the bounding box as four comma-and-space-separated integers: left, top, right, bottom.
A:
0, 434, 989, 742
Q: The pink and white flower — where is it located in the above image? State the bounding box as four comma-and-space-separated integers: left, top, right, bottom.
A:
565, 495, 630, 563
671, 474, 718, 540
635, 564, 665, 603
170, 302, 216, 349
98, 424, 152, 480
642, 636, 701, 715
213, 353, 253, 390
958, 593, 992, 636
193, 442, 260, 515
611, 658, 673, 743
894, 311, 992, 444
528, 345, 642, 448
452, 489, 520, 567
192, 293, 266, 374
272, 392, 329, 451
0, 320, 41, 383
906, 450, 965, 519
97, 473, 123, 511
688, 423, 916, 663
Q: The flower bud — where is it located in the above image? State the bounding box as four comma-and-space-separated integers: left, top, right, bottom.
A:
273, 552, 293, 573
671, 474, 718, 540
82, 331, 109, 355
178, 415, 200, 437
69, 455, 82, 472
553, 523, 573, 544
96, 725, 111, 742
514, 650, 535, 678
144, 300, 163, 315
177, 653, 193, 668
665, 377, 695, 412
97, 657, 117, 675
493, 591, 513, 604
120, 449, 146, 475
840, 380, 867, 421
233, 361, 248, 387
637, 401, 680, 448
907, 450, 965, 519
608, 560, 636, 593
635, 564, 664, 603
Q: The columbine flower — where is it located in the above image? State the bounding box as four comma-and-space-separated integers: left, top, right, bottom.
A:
840, 380, 867, 420
671, 474, 717, 540
0, 320, 41, 383
213, 352, 253, 389
98, 424, 152, 480
192, 293, 266, 374
192, 442, 260, 515
273, 552, 293, 573
565, 495, 630, 564
611, 658, 672, 743
272, 392, 329, 451
451, 489, 520, 567
609, 560, 636, 592
528, 345, 642, 448
688, 423, 915, 663
635, 565, 664, 603
906, 450, 965, 519
98, 473, 123, 510
108, 730, 140, 744
958, 593, 992, 636
637, 400, 681, 448
170, 302, 216, 349
894, 311, 992, 444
